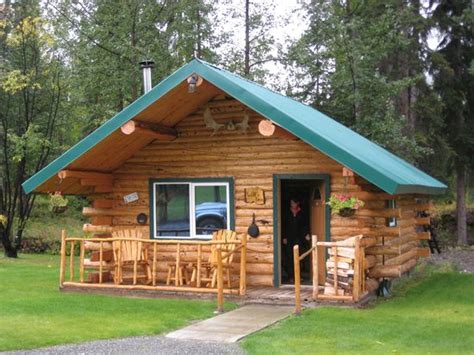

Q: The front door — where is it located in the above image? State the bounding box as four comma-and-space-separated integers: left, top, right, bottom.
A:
274, 175, 329, 287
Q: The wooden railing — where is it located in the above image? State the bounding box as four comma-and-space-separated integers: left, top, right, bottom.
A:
293, 235, 367, 314
59, 230, 247, 312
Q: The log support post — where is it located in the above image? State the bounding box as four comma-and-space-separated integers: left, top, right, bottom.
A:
216, 246, 224, 313
239, 234, 247, 296
293, 245, 301, 315
59, 230, 67, 287
312, 235, 318, 300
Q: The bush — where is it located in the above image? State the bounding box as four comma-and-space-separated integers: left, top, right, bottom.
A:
432, 207, 474, 247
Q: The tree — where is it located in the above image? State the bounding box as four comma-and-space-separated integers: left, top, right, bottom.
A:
0, 1, 65, 257
286, 0, 434, 162
430, 0, 474, 245
219, 0, 277, 82
47, 0, 219, 133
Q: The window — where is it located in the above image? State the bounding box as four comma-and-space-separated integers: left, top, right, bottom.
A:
150, 179, 232, 239
386, 200, 397, 227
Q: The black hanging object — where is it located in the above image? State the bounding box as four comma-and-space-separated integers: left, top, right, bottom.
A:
247, 213, 260, 238
136, 213, 148, 225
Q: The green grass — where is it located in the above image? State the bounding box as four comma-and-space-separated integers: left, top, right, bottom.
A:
243, 271, 474, 354
0, 254, 225, 351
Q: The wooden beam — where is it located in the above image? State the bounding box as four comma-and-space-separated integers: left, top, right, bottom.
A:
120, 120, 176, 141
58, 170, 112, 181
258, 119, 297, 140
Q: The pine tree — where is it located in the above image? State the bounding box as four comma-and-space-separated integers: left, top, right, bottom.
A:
430, 0, 474, 245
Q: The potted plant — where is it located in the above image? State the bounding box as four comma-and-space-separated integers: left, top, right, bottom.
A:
49, 193, 68, 214
327, 194, 364, 217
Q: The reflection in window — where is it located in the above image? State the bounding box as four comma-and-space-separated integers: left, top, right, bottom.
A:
386, 200, 397, 227
194, 185, 228, 235
152, 181, 230, 239
155, 184, 190, 237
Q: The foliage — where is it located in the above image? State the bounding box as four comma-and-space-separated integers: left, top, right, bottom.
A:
286, 0, 435, 162
48, 193, 68, 209
242, 272, 474, 354
0, 254, 233, 351
0, 215, 6, 229
218, 0, 278, 83
0, 2, 66, 257
46, 0, 219, 133
327, 194, 364, 215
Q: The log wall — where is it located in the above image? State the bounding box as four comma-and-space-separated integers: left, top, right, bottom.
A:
82, 97, 426, 287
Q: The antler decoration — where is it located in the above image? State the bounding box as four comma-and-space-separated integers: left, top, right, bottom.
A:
235, 111, 250, 133
203, 105, 224, 136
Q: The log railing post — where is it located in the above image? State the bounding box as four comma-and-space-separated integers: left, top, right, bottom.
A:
133, 239, 138, 285
312, 235, 318, 300
99, 241, 103, 284
175, 243, 181, 286
69, 240, 75, 282
293, 244, 301, 315
59, 230, 67, 287
216, 246, 224, 313
152, 243, 157, 286
353, 237, 361, 301
79, 240, 85, 283
333, 246, 339, 295
197, 244, 202, 288
239, 234, 247, 296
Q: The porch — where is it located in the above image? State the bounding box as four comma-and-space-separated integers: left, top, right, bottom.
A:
59, 230, 375, 312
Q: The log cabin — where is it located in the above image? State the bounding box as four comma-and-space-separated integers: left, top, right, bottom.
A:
22, 59, 446, 304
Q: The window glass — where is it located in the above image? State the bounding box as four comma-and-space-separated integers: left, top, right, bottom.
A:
194, 185, 228, 235
155, 184, 190, 237
386, 199, 397, 227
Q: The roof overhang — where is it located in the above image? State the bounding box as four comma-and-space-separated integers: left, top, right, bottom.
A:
22, 59, 447, 195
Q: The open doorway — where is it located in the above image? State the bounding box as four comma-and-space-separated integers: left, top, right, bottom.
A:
274, 175, 329, 286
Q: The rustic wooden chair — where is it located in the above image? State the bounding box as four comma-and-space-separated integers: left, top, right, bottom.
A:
191, 229, 238, 288
166, 243, 191, 286
112, 229, 151, 285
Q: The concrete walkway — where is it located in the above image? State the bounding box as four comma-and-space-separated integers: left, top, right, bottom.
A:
166, 304, 294, 343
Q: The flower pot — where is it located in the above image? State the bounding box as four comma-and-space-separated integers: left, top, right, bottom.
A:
51, 205, 68, 214
338, 207, 356, 217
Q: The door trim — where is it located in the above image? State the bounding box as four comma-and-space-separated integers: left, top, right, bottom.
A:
272, 174, 331, 287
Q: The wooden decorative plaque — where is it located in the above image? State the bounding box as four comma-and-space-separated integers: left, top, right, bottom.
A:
245, 187, 265, 205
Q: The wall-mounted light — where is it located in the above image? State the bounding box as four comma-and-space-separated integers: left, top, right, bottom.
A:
187, 73, 203, 93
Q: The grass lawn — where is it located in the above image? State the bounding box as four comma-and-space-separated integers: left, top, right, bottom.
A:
243, 271, 474, 354
0, 254, 226, 351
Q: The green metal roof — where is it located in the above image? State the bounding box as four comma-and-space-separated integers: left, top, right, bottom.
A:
22, 58, 447, 195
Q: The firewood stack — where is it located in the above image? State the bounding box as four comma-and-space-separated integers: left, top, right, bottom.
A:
324, 245, 356, 296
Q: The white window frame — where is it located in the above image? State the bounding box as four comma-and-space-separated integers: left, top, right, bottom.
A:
152, 181, 230, 240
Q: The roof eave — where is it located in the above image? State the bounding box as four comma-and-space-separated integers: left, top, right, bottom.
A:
22, 60, 201, 194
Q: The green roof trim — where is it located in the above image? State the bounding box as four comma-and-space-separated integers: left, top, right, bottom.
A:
22, 58, 447, 195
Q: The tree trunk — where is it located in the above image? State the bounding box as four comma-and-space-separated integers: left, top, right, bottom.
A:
244, 0, 250, 76
456, 161, 468, 245
2, 228, 18, 258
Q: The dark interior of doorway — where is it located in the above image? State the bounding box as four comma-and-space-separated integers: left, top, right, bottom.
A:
280, 179, 322, 285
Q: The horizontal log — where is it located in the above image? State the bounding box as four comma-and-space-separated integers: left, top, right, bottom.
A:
415, 217, 431, 226
356, 208, 402, 218
121, 120, 177, 141
58, 170, 113, 181
83, 224, 113, 233
417, 247, 430, 257
385, 248, 418, 266
416, 232, 431, 240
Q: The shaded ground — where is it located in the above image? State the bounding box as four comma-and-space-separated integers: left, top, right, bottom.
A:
5, 336, 244, 355
428, 248, 474, 273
